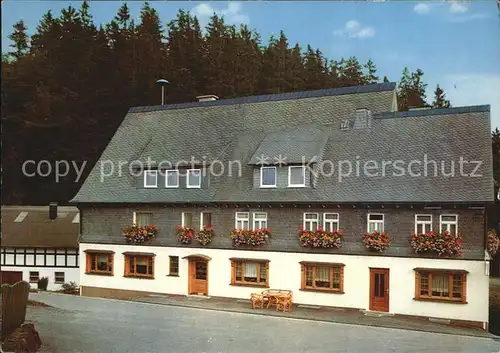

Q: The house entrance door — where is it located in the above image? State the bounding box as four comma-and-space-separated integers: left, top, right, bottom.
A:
369, 268, 390, 312
188, 258, 208, 295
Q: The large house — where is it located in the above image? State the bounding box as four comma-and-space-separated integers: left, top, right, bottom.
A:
72, 83, 494, 330
1, 204, 80, 290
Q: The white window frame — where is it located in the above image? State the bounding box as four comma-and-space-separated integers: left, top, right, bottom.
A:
367, 213, 384, 233
415, 214, 432, 234
303, 213, 319, 231
288, 166, 306, 187
182, 212, 194, 228
260, 166, 277, 188
200, 212, 212, 230
186, 169, 201, 188
165, 170, 179, 188
323, 213, 339, 232
253, 212, 268, 230
440, 214, 458, 235
143, 170, 158, 188
235, 212, 250, 230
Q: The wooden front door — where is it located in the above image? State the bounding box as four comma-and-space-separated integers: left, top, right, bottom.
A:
188, 259, 208, 295
369, 268, 390, 312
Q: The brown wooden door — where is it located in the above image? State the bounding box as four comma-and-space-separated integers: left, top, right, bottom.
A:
369, 268, 390, 312
188, 259, 208, 295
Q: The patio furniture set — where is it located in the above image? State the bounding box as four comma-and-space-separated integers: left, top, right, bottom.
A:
250, 289, 293, 312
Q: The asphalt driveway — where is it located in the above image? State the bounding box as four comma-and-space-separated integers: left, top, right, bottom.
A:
26, 292, 500, 353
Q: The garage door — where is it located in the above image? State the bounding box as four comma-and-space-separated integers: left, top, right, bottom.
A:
0, 271, 23, 285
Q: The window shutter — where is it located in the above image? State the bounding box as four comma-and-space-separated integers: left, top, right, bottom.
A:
85, 254, 91, 273
124, 255, 130, 276
300, 264, 305, 289
265, 262, 269, 287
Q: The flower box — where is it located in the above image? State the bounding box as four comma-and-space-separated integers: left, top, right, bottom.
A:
123, 224, 158, 244
230, 229, 271, 247
298, 227, 343, 249
410, 231, 463, 257
362, 231, 390, 252
176, 225, 194, 244
488, 229, 500, 257
195, 226, 215, 246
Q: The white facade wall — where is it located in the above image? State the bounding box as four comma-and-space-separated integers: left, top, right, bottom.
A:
80, 243, 489, 324
1, 266, 80, 291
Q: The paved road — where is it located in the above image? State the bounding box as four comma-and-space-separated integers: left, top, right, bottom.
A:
28, 293, 500, 353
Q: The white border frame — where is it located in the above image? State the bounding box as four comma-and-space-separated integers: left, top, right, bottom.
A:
323, 213, 339, 232
440, 214, 458, 234
414, 214, 433, 234
288, 166, 306, 187
165, 170, 180, 188
235, 212, 250, 230
303, 212, 319, 231
260, 166, 277, 188
143, 170, 158, 188
367, 213, 384, 232
186, 169, 201, 188
252, 212, 268, 230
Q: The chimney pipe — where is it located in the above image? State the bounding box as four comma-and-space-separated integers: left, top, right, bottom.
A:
196, 95, 219, 102
49, 202, 57, 220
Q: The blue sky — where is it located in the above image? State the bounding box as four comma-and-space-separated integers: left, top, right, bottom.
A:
2, 1, 499, 129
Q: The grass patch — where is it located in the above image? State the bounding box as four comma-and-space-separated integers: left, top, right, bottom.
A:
490, 278, 500, 335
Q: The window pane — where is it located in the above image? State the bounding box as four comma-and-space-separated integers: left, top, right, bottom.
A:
332, 268, 341, 289
290, 167, 305, 185
188, 170, 201, 187
166, 171, 178, 187
315, 266, 330, 288
244, 263, 258, 282
201, 213, 212, 228
324, 213, 338, 221
261, 168, 276, 186
449, 224, 457, 235
136, 213, 151, 227
441, 216, 457, 222
135, 257, 148, 274
305, 266, 313, 286
369, 214, 383, 221
183, 213, 193, 228
97, 254, 109, 271
145, 171, 157, 186
417, 215, 432, 222
169, 256, 179, 275
452, 274, 462, 298
431, 273, 449, 297
236, 262, 242, 281
416, 224, 423, 234
420, 273, 429, 295
305, 213, 318, 220
259, 264, 266, 282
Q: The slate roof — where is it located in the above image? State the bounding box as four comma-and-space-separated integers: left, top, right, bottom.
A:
71, 82, 494, 204
1, 206, 80, 248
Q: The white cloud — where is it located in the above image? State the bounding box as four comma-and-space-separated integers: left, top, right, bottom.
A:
449, 1, 468, 14
440, 74, 500, 129
413, 3, 431, 14
333, 20, 375, 39
191, 2, 249, 26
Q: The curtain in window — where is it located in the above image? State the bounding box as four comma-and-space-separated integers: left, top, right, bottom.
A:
136, 213, 151, 227
262, 168, 275, 185
431, 273, 449, 296
315, 266, 330, 287
244, 263, 258, 281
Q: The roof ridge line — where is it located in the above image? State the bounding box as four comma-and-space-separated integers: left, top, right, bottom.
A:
128, 82, 397, 114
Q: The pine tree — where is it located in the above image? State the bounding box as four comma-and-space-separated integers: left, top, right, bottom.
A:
363, 59, 379, 84
8, 20, 30, 59
383, 75, 389, 83
431, 84, 451, 108
338, 56, 365, 87
397, 67, 429, 110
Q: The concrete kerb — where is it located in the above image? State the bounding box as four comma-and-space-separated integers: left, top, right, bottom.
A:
29, 292, 500, 341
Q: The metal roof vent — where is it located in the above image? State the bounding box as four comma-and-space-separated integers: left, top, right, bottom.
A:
340, 120, 351, 131
353, 109, 372, 130
196, 95, 219, 102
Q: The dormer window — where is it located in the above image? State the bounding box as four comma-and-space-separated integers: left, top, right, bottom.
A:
288, 166, 305, 187
260, 167, 276, 188
143, 170, 158, 188
187, 169, 201, 188
165, 170, 179, 188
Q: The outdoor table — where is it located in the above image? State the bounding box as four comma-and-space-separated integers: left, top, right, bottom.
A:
262, 289, 292, 309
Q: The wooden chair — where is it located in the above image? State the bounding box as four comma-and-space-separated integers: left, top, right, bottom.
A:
250, 293, 264, 309
276, 293, 292, 312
